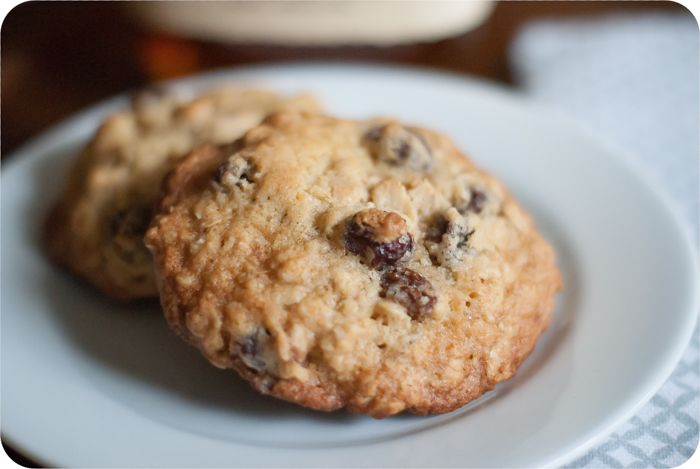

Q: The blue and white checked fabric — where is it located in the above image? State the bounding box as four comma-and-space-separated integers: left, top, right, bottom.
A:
511, 13, 699, 468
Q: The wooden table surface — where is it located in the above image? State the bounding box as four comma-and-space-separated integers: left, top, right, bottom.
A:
1, 1, 688, 466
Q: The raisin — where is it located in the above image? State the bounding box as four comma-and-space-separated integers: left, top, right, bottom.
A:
110, 206, 151, 239
456, 188, 487, 215
215, 154, 253, 188
236, 332, 267, 373
448, 220, 474, 250
455, 184, 503, 216
380, 268, 437, 321
427, 213, 473, 246
466, 189, 486, 214
424, 213, 449, 243
108, 206, 153, 264
345, 209, 413, 269
364, 125, 383, 142
424, 208, 474, 268
364, 124, 433, 171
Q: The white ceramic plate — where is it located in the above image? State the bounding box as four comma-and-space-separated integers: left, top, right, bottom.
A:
2, 64, 698, 468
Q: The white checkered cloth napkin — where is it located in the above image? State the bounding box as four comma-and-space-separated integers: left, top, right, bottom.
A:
510, 13, 699, 468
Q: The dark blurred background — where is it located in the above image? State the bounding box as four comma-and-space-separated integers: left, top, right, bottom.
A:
2, 2, 697, 468
1, 1, 686, 156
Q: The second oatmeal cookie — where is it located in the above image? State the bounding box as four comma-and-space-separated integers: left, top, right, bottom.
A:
45, 87, 320, 300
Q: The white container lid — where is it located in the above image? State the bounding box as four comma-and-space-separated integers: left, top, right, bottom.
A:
129, 1, 495, 46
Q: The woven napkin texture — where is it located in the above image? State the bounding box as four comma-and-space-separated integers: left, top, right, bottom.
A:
511, 13, 699, 468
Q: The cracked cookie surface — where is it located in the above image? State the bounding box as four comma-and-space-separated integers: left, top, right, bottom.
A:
146, 111, 562, 417
45, 87, 319, 300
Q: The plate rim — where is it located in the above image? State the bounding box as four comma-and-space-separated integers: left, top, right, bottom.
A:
2, 62, 698, 468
